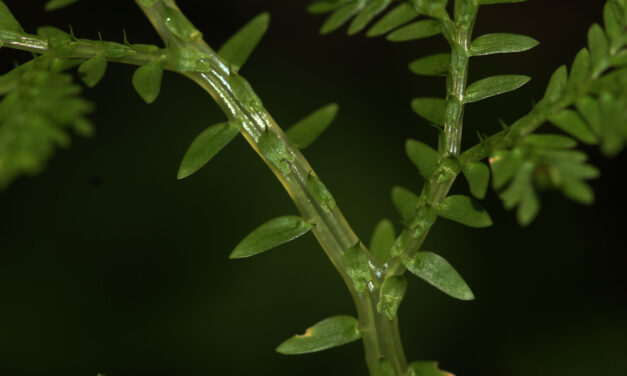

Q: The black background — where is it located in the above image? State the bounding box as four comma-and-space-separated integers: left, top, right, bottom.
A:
1, 1, 626, 376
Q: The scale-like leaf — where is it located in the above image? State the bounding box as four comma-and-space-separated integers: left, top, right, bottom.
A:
464, 75, 531, 103
230, 216, 312, 259
218, 12, 270, 72
370, 219, 395, 263
406, 139, 438, 178
78, 54, 107, 88
286, 103, 338, 148
409, 53, 451, 76
259, 129, 292, 174
348, 0, 392, 35
462, 161, 490, 199
470, 33, 538, 56
307, 173, 337, 213
276, 315, 362, 354
411, 97, 446, 125
549, 109, 598, 144
44, 0, 79, 11
437, 195, 493, 228
378, 276, 407, 319
408, 361, 455, 376
343, 244, 373, 292
177, 122, 241, 179
391, 186, 420, 223
387, 20, 441, 42
367, 2, 418, 37
320, 2, 365, 34
132, 60, 164, 104
403, 251, 474, 300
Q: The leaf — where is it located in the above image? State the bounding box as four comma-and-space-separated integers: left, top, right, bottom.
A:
218, 12, 270, 72
409, 53, 451, 77
132, 60, 164, 104
307, 0, 349, 14
378, 276, 407, 319
470, 33, 539, 56
348, 0, 392, 35
587, 23, 610, 70
343, 244, 373, 292
542, 65, 568, 103
517, 186, 540, 226
524, 134, 577, 149
258, 129, 292, 174
403, 251, 474, 300
406, 139, 438, 178
576, 96, 602, 135
0, 1, 22, 32
490, 149, 523, 190
307, 173, 337, 214
78, 54, 108, 88
391, 186, 420, 223
604, 1, 624, 48
320, 2, 365, 34
386, 20, 441, 42
367, 2, 418, 37
437, 195, 493, 228
370, 219, 395, 263
276, 315, 362, 355
561, 176, 594, 205
408, 361, 455, 376
230, 216, 312, 259
44, 0, 79, 11
548, 109, 598, 144
177, 122, 241, 179
567, 48, 590, 90
286, 103, 338, 148
462, 161, 490, 199
464, 75, 531, 103
411, 97, 446, 125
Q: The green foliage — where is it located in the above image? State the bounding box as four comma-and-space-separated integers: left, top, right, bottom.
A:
78, 54, 108, 88
230, 216, 313, 259
406, 139, 438, 178
408, 361, 455, 376
409, 53, 450, 77
403, 251, 474, 300
0, 56, 93, 189
369, 219, 396, 263
258, 128, 293, 174
276, 315, 362, 354
177, 122, 241, 179
462, 161, 490, 199
464, 74, 531, 103
391, 186, 420, 223
44, 0, 79, 11
343, 244, 374, 292
218, 12, 270, 72
0, 1, 22, 32
371, 358, 396, 376
132, 59, 164, 104
437, 195, 493, 228
378, 276, 407, 319
286, 103, 338, 149
411, 97, 446, 126
469, 33, 538, 56
386, 19, 441, 42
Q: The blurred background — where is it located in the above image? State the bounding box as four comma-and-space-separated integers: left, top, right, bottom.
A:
1, 1, 626, 375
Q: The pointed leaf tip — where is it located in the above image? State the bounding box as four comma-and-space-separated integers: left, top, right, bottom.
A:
218, 12, 270, 72
276, 315, 361, 355
286, 103, 338, 149
177, 122, 240, 180
230, 216, 312, 259
403, 251, 474, 301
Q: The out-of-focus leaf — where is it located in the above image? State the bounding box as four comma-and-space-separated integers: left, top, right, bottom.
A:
367, 2, 418, 37
437, 195, 493, 228
411, 97, 446, 125
409, 53, 451, 77
387, 20, 441, 42
391, 186, 420, 223
462, 161, 490, 199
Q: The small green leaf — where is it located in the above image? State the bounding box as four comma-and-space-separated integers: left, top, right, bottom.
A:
549, 109, 598, 144
258, 129, 293, 174
406, 139, 438, 178
37, 26, 71, 40
567, 48, 590, 90
490, 149, 523, 190
348, 0, 391, 35
286, 103, 338, 149
320, 2, 364, 34
576, 96, 602, 135
542, 65, 568, 103
437, 195, 493, 228
78, 54, 107, 88
307, 0, 349, 14
524, 134, 577, 149
132, 60, 164, 104
343, 244, 373, 292
177, 122, 240, 179
409, 53, 451, 77
307, 173, 337, 214
561, 176, 594, 205
370, 219, 395, 263
367, 2, 418, 37
378, 276, 407, 319
411, 97, 446, 125
408, 361, 455, 376
372, 358, 396, 376
391, 186, 420, 223
386, 20, 441, 42
0, 1, 23, 32
587, 24, 610, 70
403, 251, 474, 300
517, 187, 540, 226
276, 315, 362, 355
464, 75, 531, 103
44, 0, 79, 11
230, 216, 312, 259
218, 12, 270, 72
462, 161, 490, 199
470, 33, 538, 56
604, 1, 624, 48
162, 5, 202, 42
499, 161, 533, 209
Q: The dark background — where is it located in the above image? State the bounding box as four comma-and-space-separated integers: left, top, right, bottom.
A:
1, 1, 626, 375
